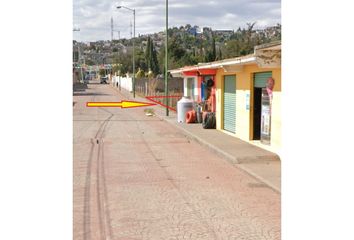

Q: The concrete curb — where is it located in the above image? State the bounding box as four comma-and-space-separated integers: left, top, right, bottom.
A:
163, 118, 239, 164
236, 164, 281, 193
237, 154, 280, 164
162, 117, 281, 194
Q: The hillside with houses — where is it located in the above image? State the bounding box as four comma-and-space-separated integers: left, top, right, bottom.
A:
73, 23, 281, 76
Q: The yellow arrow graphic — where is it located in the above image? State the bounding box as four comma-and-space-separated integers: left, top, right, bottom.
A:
86, 101, 156, 108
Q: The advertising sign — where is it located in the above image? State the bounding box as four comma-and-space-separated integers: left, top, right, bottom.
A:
245, 93, 250, 110
261, 105, 270, 135
261, 89, 271, 145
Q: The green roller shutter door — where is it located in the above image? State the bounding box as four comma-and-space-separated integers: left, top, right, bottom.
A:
223, 75, 236, 133
254, 72, 272, 88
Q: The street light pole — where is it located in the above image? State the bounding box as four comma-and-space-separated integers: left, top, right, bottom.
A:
117, 6, 136, 98
133, 9, 135, 98
73, 28, 84, 84
165, 0, 169, 116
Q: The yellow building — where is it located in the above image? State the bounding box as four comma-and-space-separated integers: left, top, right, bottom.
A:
171, 42, 281, 154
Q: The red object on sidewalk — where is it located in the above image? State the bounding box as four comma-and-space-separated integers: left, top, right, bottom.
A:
186, 110, 196, 123
211, 88, 216, 113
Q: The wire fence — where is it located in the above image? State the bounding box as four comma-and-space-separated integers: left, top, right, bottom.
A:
135, 77, 183, 111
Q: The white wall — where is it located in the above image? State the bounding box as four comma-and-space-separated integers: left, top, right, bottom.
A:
235, 89, 251, 141
112, 76, 133, 92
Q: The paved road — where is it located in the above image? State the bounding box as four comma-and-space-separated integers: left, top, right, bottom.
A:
73, 82, 280, 240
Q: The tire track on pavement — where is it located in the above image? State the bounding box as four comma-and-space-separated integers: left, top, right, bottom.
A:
83, 108, 114, 240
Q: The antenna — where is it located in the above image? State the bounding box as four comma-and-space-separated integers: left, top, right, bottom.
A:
111, 17, 114, 41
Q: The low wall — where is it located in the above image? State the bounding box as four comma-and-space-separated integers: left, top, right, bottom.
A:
112, 76, 133, 92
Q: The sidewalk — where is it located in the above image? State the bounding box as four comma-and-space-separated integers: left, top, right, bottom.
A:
114, 86, 281, 193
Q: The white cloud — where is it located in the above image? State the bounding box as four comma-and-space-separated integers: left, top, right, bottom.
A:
169, 3, 192, 9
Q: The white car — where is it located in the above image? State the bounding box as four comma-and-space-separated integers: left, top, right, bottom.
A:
100, 76, 108, 84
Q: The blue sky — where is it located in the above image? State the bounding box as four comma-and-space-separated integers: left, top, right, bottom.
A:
73, 0, 281, 42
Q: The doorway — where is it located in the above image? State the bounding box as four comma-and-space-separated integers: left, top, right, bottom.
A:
253, 87, 262, 140
253, 71, 272, 142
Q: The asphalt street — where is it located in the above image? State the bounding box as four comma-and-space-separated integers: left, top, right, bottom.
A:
73, 82, 280, 240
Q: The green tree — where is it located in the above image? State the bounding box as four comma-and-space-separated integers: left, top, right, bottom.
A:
150, 42, 159, 74
212, 37, 216, 60
217, 47, 222, 60
135, 48, 147, 72
99, 69, 106, 76
135, 68, 145, 79
145, 37, 152, 70
144, 37, 159, 75
223, 40, 240, 58
86, 59, 95, 66
112, 64, 122, 76
204, 37, 216, 62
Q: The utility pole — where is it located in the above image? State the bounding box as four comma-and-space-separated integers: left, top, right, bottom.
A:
165, 0, 169, 116
111, 17, 114, 41
73, 28, 84, 83
117, 5, 136, 98
133, 10, 135, 98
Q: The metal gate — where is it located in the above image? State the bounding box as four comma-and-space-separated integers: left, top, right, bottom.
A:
254, 71, 272, 88
223, 75, 236, 133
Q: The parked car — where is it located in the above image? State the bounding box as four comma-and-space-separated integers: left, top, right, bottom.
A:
100, 76, 108, 84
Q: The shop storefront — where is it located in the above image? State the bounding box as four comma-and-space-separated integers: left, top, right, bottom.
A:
172, 68, 217, 113
170, 42, 281, 153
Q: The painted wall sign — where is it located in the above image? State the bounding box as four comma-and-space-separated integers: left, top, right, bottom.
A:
261, 105, 270, 135
266, 77, 275, 105
261, 89, 271, 145
245, 93, 250, 110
